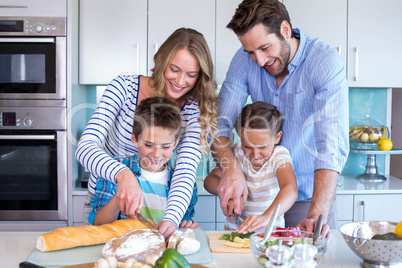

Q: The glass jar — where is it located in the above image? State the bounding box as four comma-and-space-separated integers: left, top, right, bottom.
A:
349, 115, 389, 150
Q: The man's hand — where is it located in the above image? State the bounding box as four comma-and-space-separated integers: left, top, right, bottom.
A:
217, 165, 248, 216
115, 168, 144, 217
156, 220, 177, 241
297, 218, 331, 241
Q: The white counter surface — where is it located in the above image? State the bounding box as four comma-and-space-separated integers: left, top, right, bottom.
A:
337, 175, 402, 194
1, 230, 362, 268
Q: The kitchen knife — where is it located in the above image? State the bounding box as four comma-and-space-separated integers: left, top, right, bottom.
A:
137, 213, 160, 235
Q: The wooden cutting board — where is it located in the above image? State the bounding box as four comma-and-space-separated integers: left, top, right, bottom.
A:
209, 233, 252, 253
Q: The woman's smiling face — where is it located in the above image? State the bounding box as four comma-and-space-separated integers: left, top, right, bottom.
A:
164, 48, 200, 104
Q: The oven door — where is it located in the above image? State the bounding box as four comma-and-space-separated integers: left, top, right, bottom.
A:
0, 130, 67, 221
0, 37, 66, 100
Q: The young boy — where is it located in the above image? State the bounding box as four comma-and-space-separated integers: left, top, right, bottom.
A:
89, 97, 198, 229
204, 101, 298, 233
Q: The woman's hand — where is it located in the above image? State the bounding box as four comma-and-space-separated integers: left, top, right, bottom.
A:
179, 220, 201, 229
237, 215, 269, 234
156, 220, 178, 241
115, 168, 144, 218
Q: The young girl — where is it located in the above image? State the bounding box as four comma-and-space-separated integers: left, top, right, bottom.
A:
204, 101, 298, 233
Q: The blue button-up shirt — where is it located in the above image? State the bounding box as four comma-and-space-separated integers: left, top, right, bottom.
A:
217, 28, 349, 200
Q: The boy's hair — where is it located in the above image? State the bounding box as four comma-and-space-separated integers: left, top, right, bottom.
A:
226, 0, 293, 39
133, 97, 182, 141
235, 101, 283, 135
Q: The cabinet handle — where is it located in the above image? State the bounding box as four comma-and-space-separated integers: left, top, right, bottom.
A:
136, 43, 140, 75
361, 200, 365, 221
354, 47, 359, 81
0, 5, 28, 8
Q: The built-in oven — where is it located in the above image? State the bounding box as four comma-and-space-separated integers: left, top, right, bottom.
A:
0, 101, 67, 221
0, 17, 66, 100
0, 16, 67, 229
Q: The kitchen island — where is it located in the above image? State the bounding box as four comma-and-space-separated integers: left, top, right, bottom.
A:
2, 230, 362, 268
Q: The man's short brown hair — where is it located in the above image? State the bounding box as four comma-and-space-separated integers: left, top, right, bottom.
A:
226, 0, 293, 39
133, 97, 182, 141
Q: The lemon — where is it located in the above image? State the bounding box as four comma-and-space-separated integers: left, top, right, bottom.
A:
377, 138, 393, 151
395, 221, 402, 239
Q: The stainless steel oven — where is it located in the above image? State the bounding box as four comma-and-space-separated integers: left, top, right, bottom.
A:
0, 17, 66, 100
0, 16, 67, 226
0, 101, 67, 221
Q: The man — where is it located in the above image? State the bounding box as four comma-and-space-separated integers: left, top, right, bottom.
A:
212, 0, 349, 236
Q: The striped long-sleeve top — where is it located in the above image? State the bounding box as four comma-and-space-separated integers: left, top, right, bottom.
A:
75, 75, 202, 227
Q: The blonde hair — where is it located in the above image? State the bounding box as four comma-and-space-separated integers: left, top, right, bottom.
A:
150, 28, 218, 153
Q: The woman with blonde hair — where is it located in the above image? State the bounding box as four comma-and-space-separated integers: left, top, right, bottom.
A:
76, 28, 218, 239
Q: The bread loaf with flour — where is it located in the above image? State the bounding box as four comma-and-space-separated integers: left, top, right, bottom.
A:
102, 229, 166, 261
36, 218, 153, 252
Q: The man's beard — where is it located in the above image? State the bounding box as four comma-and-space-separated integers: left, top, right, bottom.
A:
265, 38, 291, 77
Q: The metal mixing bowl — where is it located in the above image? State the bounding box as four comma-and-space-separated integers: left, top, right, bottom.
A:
339, 221, 402, 267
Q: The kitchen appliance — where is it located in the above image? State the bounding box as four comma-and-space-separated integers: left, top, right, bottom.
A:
0, 16, 67, 227
0, 17, 66, 100
0, 101, 67, 221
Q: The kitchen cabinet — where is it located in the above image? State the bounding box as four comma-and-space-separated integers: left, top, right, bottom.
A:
215, 0, 242, 85
79, 0, 147, 84
285, 0, 402, 88
336, 194, 354, 226
347, 0, 402, 87
283, 0, 347, 65
353, 194, 402, 222
72, 195, 86, 226
0, 0, 66, 17
79, 0, 215, 84
147, 0, 216, 76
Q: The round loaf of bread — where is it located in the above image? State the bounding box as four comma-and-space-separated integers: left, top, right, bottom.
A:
102, 229, 166, 261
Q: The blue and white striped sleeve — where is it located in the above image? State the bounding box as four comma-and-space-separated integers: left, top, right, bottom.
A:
75, 75, 130, 186
163, 103, 202, 227
217, 48, 250, 140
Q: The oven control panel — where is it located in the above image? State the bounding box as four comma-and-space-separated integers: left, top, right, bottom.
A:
0, 108, 66, 130
0, 17, 66, 36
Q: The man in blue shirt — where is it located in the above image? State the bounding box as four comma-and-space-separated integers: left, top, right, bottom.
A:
212, 0, 349, 236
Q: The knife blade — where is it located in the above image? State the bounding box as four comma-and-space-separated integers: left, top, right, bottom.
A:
137, 213, 160, 235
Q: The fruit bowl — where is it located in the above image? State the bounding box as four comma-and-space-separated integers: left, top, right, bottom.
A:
339, 221, 402, 267
349, 116, 388, 150
249, 229, 327, 267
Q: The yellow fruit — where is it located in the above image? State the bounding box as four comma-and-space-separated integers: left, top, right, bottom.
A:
369, 133, 380, 142
360, 132, 369, 142
380, 126, 388, 139
395, 221, 402, 239
377, 138, 393, 151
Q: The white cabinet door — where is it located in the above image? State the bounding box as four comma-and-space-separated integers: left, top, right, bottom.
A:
216, 0, 243, 85
283, 0, 347, 65
79, 0, 147, 84
354, 194, 402, 222
348, 0, 402, 87
147, 0, 215, 76
0, 0, 66, 17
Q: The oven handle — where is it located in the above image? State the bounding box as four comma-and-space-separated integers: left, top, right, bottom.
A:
0, 38, 55, 43
0, 135, 56, 140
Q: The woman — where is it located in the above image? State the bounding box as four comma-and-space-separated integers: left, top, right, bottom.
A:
75, 28, 218, 239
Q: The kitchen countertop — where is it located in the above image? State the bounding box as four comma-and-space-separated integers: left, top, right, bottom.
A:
2, 230, 362, 268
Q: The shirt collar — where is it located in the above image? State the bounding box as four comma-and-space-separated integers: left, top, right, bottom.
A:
288, 28, 306, 72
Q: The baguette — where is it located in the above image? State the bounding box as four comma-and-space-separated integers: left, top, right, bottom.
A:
36, 218, 154, 252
